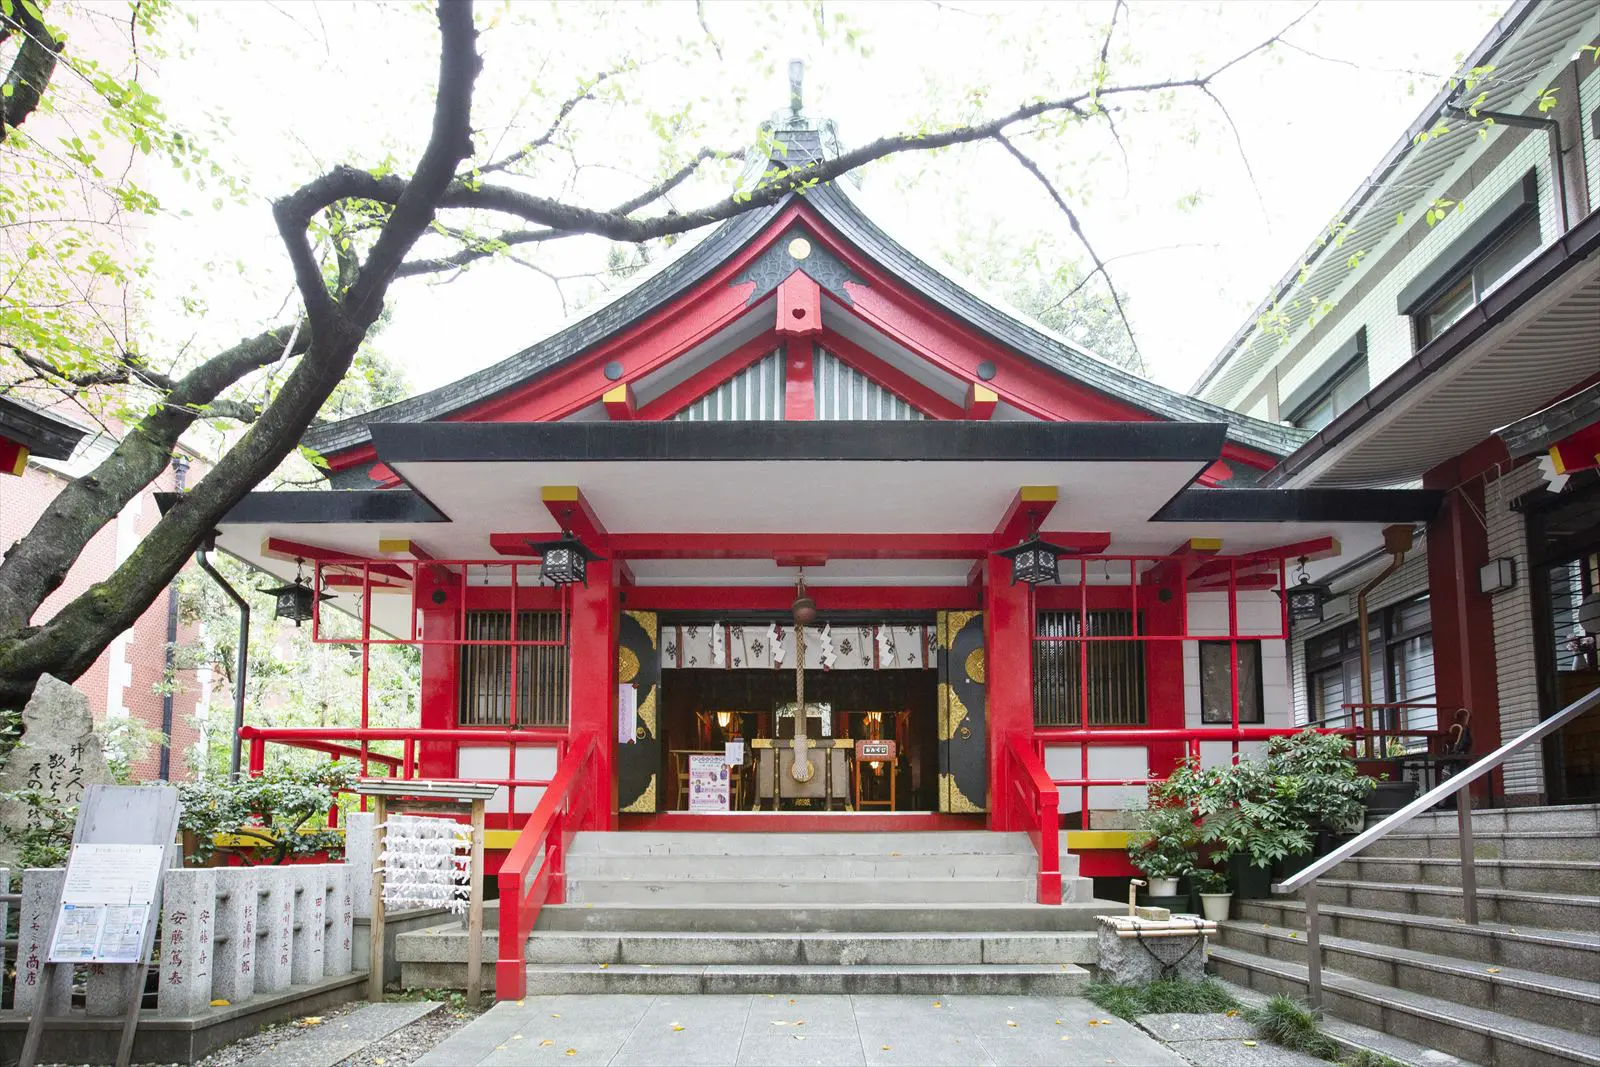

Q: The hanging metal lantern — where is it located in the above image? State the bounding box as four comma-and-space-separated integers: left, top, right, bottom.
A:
526, 530, 603, 586
259, 559, 332, 627
1286, 556, 1331, 623
995, 532, 1068, 586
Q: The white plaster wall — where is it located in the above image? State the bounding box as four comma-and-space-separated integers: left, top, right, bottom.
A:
1486, 463, 1546, 798
457, 744, 559, 813
1044, 744, 1148, 814
1181, 591, 1292, 737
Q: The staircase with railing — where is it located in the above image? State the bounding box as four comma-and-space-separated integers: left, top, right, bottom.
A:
1211, 688, 1600, 1067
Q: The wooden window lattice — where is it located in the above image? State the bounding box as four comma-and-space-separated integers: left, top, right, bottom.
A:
458, 611, 569, 727
1032, 610, 1147, 727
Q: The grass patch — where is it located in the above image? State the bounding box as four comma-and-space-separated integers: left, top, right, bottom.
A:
1243, 994, 1340, 1060
1340, 1050, 1405, 1067
1084, 978, 1242, 1021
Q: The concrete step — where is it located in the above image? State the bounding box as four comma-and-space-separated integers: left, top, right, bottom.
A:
565, 875, 1037, 905
1314, 877, 1600, 930
1235, 899, 1600, 983
1330, 855, 1600, 894
567, 830, 1034, 857
1216, 920, 1600, 1033
534, 900, 1118, 933
564, 851, 1042, 881
1403, 804, 1600, 836
1362, 831, 1600, 862
1208, 944, 1600, 1067
1216, 977, 1476, 1067
521, 961, 1091, 995
521, 930, 1098, 966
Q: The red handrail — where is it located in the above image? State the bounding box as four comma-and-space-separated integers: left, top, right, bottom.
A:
1006, 737, 1061, 905
495, 735, 595, 1001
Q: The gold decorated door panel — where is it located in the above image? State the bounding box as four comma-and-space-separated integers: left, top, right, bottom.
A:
937, 610, 988, 813
616, 610, 661, 814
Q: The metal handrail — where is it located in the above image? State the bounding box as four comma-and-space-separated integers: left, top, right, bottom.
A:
1272, 685, 1600, 1007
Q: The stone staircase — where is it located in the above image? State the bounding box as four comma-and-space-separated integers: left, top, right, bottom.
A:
1209, 804, 1600, 1067
399, 830, 1114, 996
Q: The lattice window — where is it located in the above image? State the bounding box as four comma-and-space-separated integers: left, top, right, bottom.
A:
458, 611, 569, 727
1033, 610, 1147, 726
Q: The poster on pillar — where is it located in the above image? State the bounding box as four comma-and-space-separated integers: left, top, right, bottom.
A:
616, 610, 661, 814
937, 611, 988, 813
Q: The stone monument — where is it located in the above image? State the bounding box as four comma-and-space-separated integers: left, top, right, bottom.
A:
0, 674, 114, 869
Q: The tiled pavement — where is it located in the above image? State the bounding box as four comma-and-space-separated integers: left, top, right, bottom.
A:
412, 993, 1190, 1066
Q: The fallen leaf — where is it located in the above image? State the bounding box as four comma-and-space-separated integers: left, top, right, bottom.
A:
794, 1035, 807, 1041
1055, 1018, 1063, 1025
374, 1060, 386, 1066
933, 1000, 942, 1008
1242, 1040, 1258, 1047
1487, 967, 1501, 974
551, 1013, 562, 1019
210, 999, 230, 1007
541, 1040, 554, 1047
512, 1035, 523, 1041
598, 963, 609, 969
565, 1050, 576, 1057
788, 998, 797, 1005
1225, 1010, 1239, 1017
1289, 932, 1299, 939
295, 1017, 323, 1028
671, 1024, 685, 1032
882, 1045, 892, 1051
1088, 1020, 1101, 1027
1061, 1036, 1071, 1041
517, 999, 526, 1006
771, 1021, 792, 1027
1006, 1020, 1017, 1028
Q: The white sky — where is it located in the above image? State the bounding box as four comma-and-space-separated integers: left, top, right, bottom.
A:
137, 0, 1504, 399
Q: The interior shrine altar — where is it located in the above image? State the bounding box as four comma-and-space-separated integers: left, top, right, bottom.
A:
751, 703, 853, 809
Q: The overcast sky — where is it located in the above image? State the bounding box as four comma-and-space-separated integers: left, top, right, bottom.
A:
140, 0, 1504, 399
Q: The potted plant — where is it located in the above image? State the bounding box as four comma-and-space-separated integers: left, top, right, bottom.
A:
177, 762, 356, 865
1191, 867, 1231, 921
1264, 728, 1378, 868
1126, 799, 1199, 896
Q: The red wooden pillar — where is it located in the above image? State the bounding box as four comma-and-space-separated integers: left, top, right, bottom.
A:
1141, 579, 1186, 777
569, 559, 619, 830
417, 565, 462, 779
984, 554, 1032, 831
1425, 480, 1502, 796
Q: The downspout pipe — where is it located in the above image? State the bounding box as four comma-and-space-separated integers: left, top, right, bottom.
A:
1444, 103, 1568, 231
158, 456, 188, 779
195, 534, 250, 778
1357, 524, 1416, 748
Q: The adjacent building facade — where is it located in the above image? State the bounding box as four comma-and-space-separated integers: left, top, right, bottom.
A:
1193, 0, 1600, 804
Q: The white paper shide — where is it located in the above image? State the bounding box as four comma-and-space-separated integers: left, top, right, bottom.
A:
378, 814, 471, 914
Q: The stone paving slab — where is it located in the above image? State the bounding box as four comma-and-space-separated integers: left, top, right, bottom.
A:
414, 994, 1189, 1066
237, 1000, 442, 1067
1137, 1011, 1330, 1067
1164, 1037, 1331, 1066
1138, 1012, 1258, 1041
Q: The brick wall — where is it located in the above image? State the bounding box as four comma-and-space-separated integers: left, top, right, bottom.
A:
0, 453, 207, 780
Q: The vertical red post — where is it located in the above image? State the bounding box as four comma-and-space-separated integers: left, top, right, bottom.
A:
1425, 479, 1502, 796
984, 553, 1033, 831
418, 564, 463, 779
783, 337, 815, 421
568, 560, 619, 830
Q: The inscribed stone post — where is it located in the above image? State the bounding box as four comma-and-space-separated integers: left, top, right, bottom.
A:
345, 811, 375, 920
323, 864, 353, 977
159, 868, 217, 1017
0, 677, 112, 871
211, 868, 257, 1004
15, 868, 71, 1014
86, 961, 139, 1017
254, 866, 294, 993
291, 865, 326, 984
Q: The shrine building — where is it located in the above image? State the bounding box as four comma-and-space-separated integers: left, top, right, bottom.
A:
197, 115, 1439, 881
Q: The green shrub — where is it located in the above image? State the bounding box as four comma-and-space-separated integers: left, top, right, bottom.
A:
177, 761, 357, 864
1244, 994, 1340, 1060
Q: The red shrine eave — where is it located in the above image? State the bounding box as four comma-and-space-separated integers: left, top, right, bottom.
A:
302, 185, 1305, 486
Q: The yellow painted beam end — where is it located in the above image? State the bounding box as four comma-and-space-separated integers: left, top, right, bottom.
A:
1019, 485, 1059, 503
541, 486, 580, 503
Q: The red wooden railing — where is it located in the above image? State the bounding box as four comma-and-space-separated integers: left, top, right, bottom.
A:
495, 735, 597, 1001
1006, 737, 1061, 905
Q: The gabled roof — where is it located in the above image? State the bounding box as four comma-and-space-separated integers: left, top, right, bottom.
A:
304, 154, 1305, 463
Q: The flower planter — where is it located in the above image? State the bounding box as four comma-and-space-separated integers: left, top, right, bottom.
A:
1145, 876, 1180, 896
1364, 780, 1418, 823
1199, 893, 1232, 922
1227, 854, 1275, 899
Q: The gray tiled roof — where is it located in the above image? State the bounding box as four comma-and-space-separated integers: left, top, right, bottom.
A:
305, 171, 1306, 460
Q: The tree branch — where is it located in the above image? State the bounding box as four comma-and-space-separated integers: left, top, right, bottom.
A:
993, 131, 1144, 374
0, 4, 64, 142
480, 64, 625, 175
